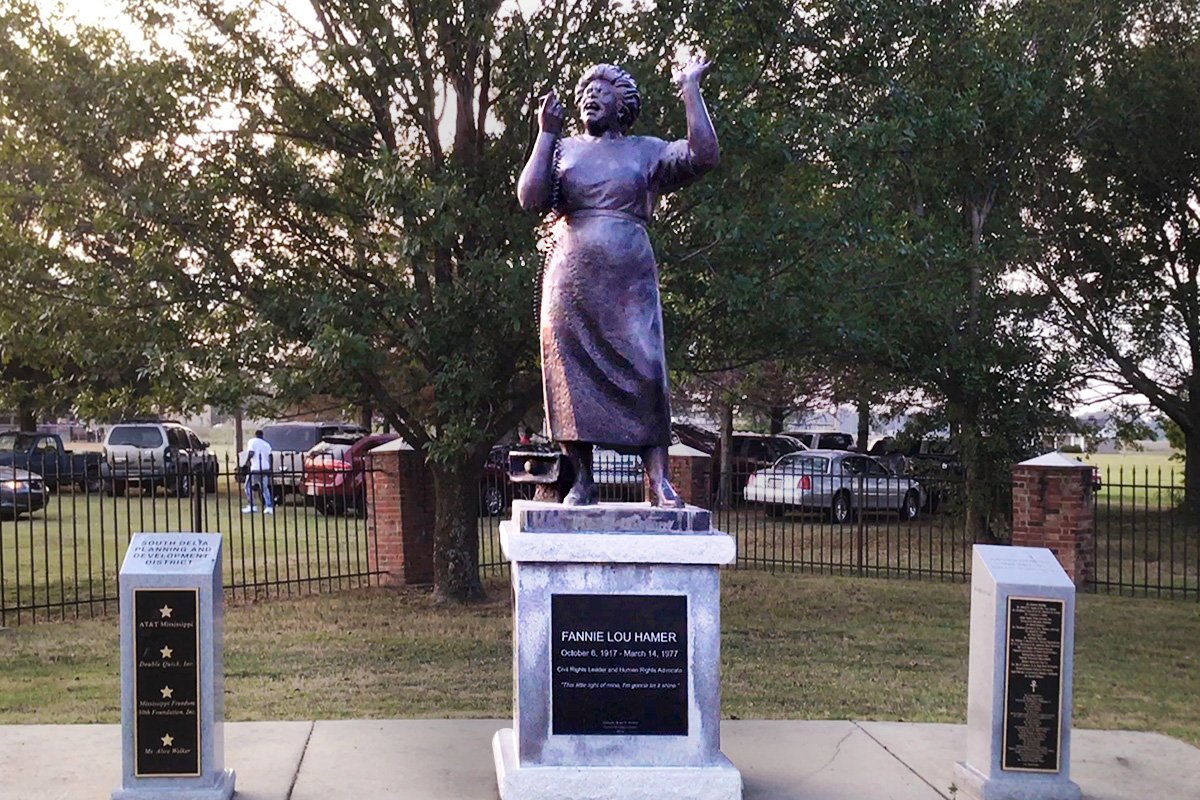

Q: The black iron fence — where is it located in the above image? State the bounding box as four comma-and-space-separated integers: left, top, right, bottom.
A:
1092, 465, 1197, 601
0, 454, 382, 626
5, 449, 1192, 626
479, 453, 1198, 602
478, 451, 979, 581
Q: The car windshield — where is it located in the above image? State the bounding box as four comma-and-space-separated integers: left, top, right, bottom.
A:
0, 432, 38, 451
263, 426, 322, 452
775, 454, 830, 473
108, 426, 165, 448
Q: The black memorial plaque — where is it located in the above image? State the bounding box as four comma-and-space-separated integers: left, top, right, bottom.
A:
133, 588, 201, 777
551, 594, 688, 736
1002, 597, 1065, 772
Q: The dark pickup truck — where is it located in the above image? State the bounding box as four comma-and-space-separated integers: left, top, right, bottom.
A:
0, 431, 104, 492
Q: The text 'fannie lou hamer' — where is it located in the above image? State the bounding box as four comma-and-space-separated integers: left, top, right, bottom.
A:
561, 630, 679, 643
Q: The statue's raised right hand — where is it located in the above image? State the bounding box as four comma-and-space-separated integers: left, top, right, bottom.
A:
539, 91, 565, 135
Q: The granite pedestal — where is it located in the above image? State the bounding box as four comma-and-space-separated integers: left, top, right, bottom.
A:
114, 533, 235, 800
955, 545, 1080, 800
493, 501, 743, 800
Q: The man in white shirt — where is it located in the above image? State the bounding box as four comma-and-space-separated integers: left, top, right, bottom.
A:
242, 429, 274, 514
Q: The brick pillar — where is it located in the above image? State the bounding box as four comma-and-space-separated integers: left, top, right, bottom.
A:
669, 444, 713, 509
1011, 452, 1095, 586
365, 444, 435, 585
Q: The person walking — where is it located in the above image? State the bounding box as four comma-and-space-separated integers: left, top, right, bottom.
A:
242, 429, 274, 514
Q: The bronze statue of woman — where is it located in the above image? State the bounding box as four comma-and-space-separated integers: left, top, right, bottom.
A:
517, 60, 719, 507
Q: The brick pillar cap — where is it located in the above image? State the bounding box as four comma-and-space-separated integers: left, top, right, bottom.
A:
669, 443, 710, 458
1017, 451, 1088, 469
366, 438, 416, 454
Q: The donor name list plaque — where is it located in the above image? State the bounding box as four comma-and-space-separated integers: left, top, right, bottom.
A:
114, 533, 235, 800
494, 501, 743, 800
134, 588, 201, 776
1003, 597, 1065, 772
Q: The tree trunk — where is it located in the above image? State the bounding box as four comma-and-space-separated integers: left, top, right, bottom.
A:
359, 404, 373, 430
768, 405, 787, 435
1186, 427, 1200, 515
18, 401, 36, 431
234, 409, 244, 457
856, 394, 871, 453
430, 459, 486, 603
948, 398, 993, 543
718, 400, 734, 509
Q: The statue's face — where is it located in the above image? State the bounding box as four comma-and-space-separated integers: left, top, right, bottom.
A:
578, 78, 620, 132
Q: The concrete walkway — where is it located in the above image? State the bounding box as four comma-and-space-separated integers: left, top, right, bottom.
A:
4, 720, 1197, 800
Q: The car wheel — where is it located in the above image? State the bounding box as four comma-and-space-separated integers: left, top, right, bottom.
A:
108, 479, 127, 498
170, 473, 191, 498
483, 486, 504, 516
204, 470, 217, 494
80, 474, 102, 494
901, 490, 920, 521
829, 491, 852, 525
765, 503, 785, 519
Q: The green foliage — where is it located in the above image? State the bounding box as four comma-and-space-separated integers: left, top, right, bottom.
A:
0, 1, 225, 419
779, 0, 1095, 536
1162, 416, 1186, 464
1035, 0, 1200, 501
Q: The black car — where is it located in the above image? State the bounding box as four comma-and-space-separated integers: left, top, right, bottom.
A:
0, 466, 48, 520
785, 430, 856, 451
671, 424, 806, 503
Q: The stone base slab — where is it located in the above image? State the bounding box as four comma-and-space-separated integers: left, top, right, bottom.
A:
493, 728, 741, 800
955, 761, 1081, 800
113, 769, 236, 800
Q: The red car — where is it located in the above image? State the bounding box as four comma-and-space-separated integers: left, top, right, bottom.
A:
302, 433, 398, 516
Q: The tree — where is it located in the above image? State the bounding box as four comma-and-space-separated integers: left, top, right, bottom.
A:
798, 0, 1095, 537
1034, 0, 1200, 511
0, 9, 226, 422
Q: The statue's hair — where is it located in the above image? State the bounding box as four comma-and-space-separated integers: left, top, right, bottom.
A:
574, 64, 641, 132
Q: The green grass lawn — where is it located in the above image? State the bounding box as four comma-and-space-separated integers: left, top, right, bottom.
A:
1, 570, 1197, 747
1082, 450, 1179, 475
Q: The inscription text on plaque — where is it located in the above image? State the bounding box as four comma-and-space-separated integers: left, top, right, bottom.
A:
551, 593, 688, 736
133, 587, 201, 777
1002, 596, 1065, 772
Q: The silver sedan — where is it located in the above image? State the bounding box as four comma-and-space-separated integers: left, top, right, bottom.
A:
744, 450, 925, 523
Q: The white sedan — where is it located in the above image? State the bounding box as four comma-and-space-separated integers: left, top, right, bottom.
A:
745, 450, 925, 523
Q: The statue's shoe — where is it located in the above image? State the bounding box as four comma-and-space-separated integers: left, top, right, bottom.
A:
563, 481, 598, 506
647, 477, 685, 508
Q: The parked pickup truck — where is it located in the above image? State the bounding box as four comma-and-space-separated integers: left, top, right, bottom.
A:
0, 431, 104, 492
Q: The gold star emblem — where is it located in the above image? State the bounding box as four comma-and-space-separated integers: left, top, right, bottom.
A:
161, 686, 174, 699
159, 605, 173, 618
161, 733, 174, 746
160, 645, 173, 659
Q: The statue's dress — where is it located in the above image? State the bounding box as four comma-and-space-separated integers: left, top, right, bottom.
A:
542, 134, 704, 448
